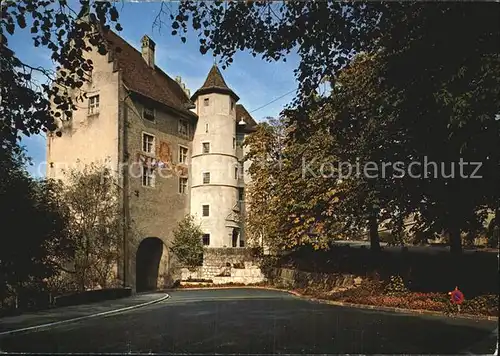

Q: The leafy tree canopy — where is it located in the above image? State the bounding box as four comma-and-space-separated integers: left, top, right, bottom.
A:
1, 0, 122, 145
164, 2, 498, 129
170, 215, 204, 271
0, 145, 72, 304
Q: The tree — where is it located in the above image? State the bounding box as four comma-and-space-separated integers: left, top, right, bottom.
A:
166, 2, 499, 254
170, 215, 204, 271
62, 162, 121, 291
1, 0, 123, 145
245, 116, 351, 252
160, 0, 382, 112
165, 2, 498, 117
327, 44, 499, 254
0, 144, 73, 308
244, 118, 286, 252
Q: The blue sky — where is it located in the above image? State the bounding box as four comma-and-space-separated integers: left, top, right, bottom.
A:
9, 1, 300, 177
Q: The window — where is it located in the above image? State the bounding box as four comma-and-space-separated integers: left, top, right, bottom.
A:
233, 137, 236, 149
179, 177, 188, 194
142, 166, 155, 187
236, 133, 245, 146
234, 166, 238, 179
202, 205, 210, 217
202, 234, 210, 246
143, 106, 155, 121
238, 188, 244, 201
230, 100, 234, 111
202, 142, 210, 154
205, 123, 209, 133
203, 172, 210, 184
142, 133, 155, 154
179, 146, 188, 164
204, 98, 209, 106
239, 239, 245, 248
178, 119, 189, 137
88, 95, 99, 115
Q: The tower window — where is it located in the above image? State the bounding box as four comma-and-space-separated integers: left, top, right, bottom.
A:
230, 100, 234, 111
205, 123, 209, 133
204, 98, 209, 106
234, 166, 238, 179
203, 172, 210, 184
202, 234, 210, 246
233, 137, 236, 149
202, 205, 210, 217
202, 142, 210, 154
238, 188, 244, 201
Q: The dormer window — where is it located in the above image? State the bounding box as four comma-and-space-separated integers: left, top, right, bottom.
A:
178, 119, 189, 137
143, 106, 155, 121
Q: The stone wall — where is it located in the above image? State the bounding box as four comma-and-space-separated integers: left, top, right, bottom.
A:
180, 248, 265, 284
267, 268, 360, 291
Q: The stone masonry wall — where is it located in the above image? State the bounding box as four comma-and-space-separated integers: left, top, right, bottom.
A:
181, 248, 265, 285
268, 268, 359, 291
124, 94, 194, 290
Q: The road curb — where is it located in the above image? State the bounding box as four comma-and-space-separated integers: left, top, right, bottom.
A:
0, 293, 170, 337
167, 285, 498, 322
289, 292, 499, 322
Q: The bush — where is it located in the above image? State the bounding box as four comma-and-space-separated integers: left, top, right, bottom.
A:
170, 215, 204, 271
327, 278, 385, 300
259, 255, 279, 280
384, 275, 409, 296
462, 295, 499, 316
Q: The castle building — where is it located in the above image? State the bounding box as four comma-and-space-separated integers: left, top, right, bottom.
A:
46, 31, 257, 291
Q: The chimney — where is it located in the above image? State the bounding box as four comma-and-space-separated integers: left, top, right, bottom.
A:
175, 76, 191, 97
141, 35, 156, 68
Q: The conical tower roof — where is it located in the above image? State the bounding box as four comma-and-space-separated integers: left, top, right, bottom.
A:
191, 65, 239, 101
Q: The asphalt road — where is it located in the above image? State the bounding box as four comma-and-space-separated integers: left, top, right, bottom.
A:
0, 289, 497, 354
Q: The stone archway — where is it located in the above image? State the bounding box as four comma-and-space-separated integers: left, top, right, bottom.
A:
135, 237, 165, 292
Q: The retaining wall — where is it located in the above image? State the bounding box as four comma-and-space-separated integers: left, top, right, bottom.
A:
267, 268, 361, 290
180, 248, 265, 285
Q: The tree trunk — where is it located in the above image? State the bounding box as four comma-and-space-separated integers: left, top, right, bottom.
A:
368, 215, 381, 251
449, 225, 462, 254
492, 207, 500, 248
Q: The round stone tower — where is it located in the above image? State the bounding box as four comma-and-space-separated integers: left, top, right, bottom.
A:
190, 65, 242, 248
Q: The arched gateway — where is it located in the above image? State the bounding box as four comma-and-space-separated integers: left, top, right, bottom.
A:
135, 237, 166, 292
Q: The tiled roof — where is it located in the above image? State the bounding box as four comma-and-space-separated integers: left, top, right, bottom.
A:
191, 64, 239, 101
201, 65, 230, 89
102, 30, 196, 118
236, 104, 257, 133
